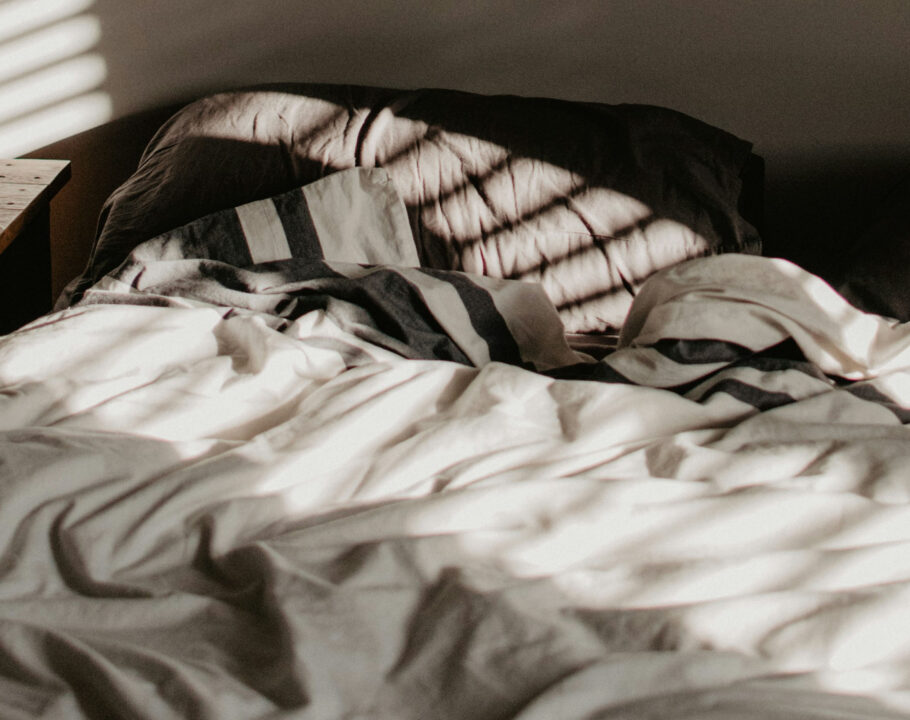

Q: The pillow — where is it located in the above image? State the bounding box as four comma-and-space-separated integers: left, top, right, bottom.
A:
838, 174, 910, 321
63, 83, 760, 332
123, 167, 418, 269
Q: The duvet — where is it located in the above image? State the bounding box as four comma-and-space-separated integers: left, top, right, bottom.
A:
4, 184, 910, 718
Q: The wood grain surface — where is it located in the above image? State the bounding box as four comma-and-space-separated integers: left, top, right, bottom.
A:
0, 159, 71, 255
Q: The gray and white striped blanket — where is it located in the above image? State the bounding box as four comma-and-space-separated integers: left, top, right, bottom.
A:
82, 168, 910, 422
81, 167, 580, 373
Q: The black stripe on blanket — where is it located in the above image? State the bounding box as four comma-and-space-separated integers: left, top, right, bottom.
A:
173, 210, 255, 267
545, 335, 825, 406
544, 362, 632, 384
845, 383, 910, 424
418, 268, 526, 367
732, 355, 831, 382
548, 361, 801, 411
271, 189, 323, 261
694, 378, 796, 411
250, 258, 348, 286
652, 338, 752, 364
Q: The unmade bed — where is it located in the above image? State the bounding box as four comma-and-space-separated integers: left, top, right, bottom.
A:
3, 83, 910, 719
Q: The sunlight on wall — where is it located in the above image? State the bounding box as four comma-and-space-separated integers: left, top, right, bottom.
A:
0, 0, 111, 157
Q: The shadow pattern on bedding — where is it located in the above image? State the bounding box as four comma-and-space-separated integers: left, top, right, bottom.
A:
11, 235, 910, 719
63, 83, 760, 333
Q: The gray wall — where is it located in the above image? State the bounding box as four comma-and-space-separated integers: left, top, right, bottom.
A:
94, 1, 910, 155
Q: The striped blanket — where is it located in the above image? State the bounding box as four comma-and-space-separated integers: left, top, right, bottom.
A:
83, 169, 910, 423
557, 254, 910, 420
81, 167, 580, 373
4, 172, 910, 718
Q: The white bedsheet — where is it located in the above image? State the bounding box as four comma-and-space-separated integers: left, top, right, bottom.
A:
3, 256, 910, 718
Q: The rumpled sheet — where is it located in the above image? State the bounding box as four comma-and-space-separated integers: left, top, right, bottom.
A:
4, 253, 910, 718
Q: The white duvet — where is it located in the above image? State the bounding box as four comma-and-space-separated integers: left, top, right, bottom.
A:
3, 255, 910, 719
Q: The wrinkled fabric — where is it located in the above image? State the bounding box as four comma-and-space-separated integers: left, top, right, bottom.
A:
7, 254, 910, 717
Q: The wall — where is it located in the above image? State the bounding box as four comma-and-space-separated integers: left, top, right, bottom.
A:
16, 0, 910, 291
92, 0, 910, 157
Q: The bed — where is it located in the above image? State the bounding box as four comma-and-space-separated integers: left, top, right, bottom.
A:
4, 83, 910, 719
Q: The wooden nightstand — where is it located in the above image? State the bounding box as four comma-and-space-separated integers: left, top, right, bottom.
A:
0, 159, 71, 334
